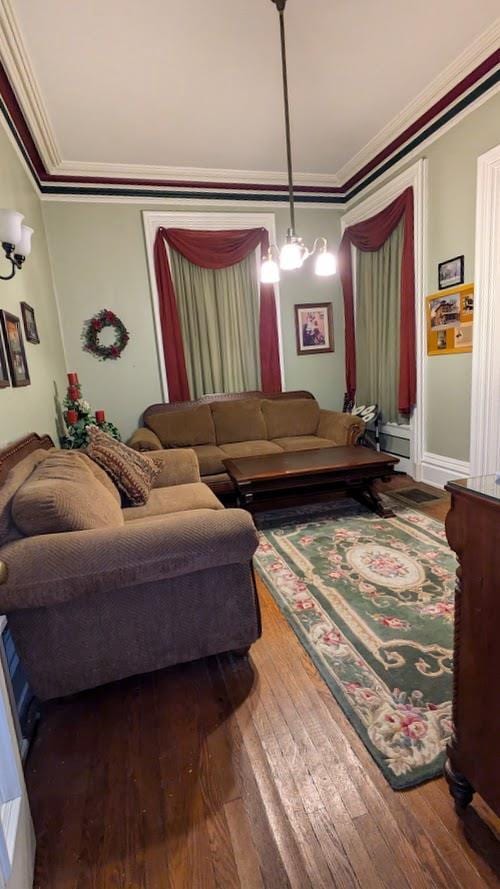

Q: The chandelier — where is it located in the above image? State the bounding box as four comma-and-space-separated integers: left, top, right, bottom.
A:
261, 0, 337, 284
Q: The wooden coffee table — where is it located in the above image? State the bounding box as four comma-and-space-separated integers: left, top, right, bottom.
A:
223, 445, 399, 517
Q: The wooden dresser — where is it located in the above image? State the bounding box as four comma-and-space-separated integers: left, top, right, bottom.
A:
444, 475, 500, 815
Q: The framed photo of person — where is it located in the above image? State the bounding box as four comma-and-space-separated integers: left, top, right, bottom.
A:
0, 329, 9, 388
295, 303, 334, 355
20, 302, 40, 344
0, 311, 30, 387
426, 283, 473, 356
438, 255, 464, 290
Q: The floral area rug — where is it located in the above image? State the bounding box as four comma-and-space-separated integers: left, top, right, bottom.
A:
253, 497, 455, 789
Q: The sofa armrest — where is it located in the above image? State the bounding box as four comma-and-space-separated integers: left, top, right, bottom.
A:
148, 448, 201, 487
128, 427, 162, 452
0, 508, 258, 612
317, 409, 365, 446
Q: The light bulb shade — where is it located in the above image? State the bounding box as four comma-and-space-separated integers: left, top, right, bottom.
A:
15, 224, 33, 257
261, 257, 280, 284
315, 250, 337, 277
280, 241, 304, 270
0, 209, 23, 246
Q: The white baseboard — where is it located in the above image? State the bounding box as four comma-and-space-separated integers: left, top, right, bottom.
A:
419, 452, 470, 489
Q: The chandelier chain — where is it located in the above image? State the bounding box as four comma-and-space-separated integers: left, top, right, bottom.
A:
277, 5, 295, 233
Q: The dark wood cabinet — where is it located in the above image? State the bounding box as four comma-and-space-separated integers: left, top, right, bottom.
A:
444, 475, 500, 815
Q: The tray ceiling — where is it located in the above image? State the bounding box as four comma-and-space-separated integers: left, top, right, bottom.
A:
5, 0, 500, 178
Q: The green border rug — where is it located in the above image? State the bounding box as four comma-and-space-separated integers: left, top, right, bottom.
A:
253, 497, 455, 789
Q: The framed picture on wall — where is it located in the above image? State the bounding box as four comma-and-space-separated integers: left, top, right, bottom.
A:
20, 302, 40, 344
0, 330, 9, 388
426, 283, 473, 356
0, 311, 30, 387
438, 255, 464, 290
295, 303, 334, 355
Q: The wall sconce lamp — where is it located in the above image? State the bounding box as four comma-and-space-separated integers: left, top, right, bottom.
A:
0, 210, 33, 281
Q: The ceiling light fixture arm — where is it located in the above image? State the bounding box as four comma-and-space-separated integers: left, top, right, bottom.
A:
0, 242, 23, 280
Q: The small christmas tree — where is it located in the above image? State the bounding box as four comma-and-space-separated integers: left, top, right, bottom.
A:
60, 372, 121, 449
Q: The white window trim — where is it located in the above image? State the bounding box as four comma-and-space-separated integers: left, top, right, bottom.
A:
340, 159, 428, 480
142, 211, 284, 401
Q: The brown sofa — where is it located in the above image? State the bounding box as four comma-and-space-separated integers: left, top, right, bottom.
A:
129, 391, 365, 495
0, 434, 261, 700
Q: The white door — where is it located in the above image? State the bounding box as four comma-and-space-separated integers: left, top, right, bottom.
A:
0, 620, 35, 889
470, 143, 500, 476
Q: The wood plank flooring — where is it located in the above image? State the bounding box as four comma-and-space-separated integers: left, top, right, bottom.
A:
25, 478, 500, 888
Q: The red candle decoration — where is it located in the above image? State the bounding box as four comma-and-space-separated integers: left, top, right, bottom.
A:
66, 410, 78, 426
67, 372, 79, 385
95, 410, 105, 424
68, 386, 79, 401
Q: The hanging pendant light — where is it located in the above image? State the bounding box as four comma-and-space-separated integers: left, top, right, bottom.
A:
262, 0, 336, 283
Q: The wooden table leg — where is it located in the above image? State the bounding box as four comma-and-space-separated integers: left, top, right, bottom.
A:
352, 481, 395, 518
236, 481, 254, 509
444, 759, 474, 811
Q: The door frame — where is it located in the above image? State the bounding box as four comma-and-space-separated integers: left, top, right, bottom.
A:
469, 143, 500, 476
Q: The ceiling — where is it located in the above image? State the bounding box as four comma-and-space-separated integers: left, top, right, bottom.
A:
7, 0, 500, 178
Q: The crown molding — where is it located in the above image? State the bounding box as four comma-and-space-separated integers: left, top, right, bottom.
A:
49, 159, 340, 188
0, 0, 61, 170
0, 1, 498, 202
335, 17, 500, 187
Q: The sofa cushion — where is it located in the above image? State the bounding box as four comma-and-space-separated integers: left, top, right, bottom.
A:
192, 444, 227, 476
11, 451, 124, 536
122, 483, 223, 520
146, 405, 216, 447
262, 398, 320, 439
87, 427, 160, 506
271, 435, 335, 452
219, 440, 283, 459
211, 400, 267, 444
0, 448, 50, 545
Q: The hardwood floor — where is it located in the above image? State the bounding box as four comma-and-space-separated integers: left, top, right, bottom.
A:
25, 478, 500, 888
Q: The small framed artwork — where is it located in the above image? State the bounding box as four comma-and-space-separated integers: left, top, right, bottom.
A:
20, 302, 40, 344
426, 283, 473, 356
0, 311, 30, 387
438, 255, 464, 290
295, 302, 334, 355
0, 331, 9, 388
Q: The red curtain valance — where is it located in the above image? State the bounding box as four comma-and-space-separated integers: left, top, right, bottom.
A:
338, 186, 416, 414
153, 227, 282, 401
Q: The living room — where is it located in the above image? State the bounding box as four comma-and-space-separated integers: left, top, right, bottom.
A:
0, 1, 499, 886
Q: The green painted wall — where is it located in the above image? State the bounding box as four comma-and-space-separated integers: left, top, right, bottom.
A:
348, 92, 500, 463
43, 202, 345, 440
0, 124, 66, 445
41, 92, 500, 453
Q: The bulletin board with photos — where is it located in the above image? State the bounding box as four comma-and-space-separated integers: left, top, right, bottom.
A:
426, 282, 473, 356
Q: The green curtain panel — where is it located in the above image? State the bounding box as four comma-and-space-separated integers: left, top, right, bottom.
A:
355, 220, 404, 424
169, 249, 261, 398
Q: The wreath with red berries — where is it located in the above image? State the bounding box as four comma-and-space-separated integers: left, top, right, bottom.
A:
82, 309, 129, 361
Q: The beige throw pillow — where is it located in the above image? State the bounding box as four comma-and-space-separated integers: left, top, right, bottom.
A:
86, 427, 160, 506
12, 450, 123, 536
